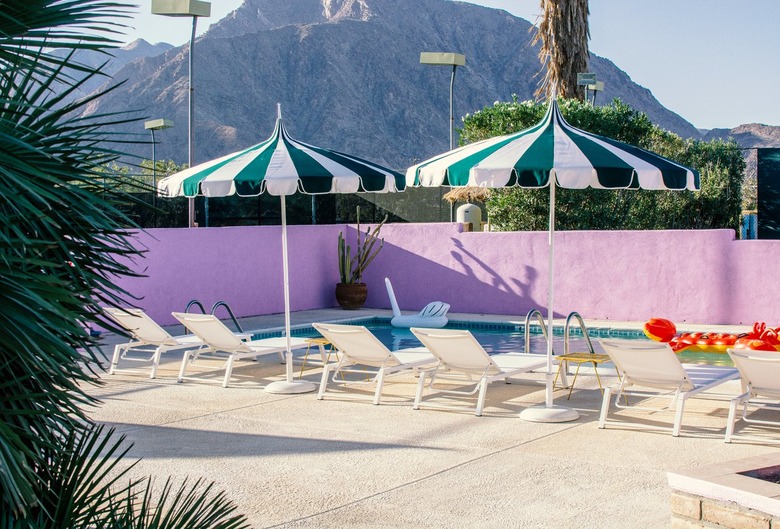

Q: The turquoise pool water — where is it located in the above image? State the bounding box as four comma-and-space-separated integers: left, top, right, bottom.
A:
256, 317, 732, 367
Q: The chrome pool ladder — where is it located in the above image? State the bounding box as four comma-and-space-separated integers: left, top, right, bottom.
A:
524, 308, 553, 355
185, 299, 244, 333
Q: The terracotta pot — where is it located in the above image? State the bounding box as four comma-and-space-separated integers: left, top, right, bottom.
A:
335, 283, 368, 310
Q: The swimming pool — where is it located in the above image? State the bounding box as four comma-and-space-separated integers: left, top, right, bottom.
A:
254, 317, 733, 367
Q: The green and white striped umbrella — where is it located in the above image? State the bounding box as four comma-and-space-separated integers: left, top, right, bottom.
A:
406, 99, 699, 422
159, 117, 404, 199
407, 99, 699, 191
159, 106, 404, 394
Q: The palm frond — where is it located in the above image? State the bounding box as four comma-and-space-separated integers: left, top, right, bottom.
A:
0, 0, 144, 515
0, 1, 134, 83
106, 477, 251, 529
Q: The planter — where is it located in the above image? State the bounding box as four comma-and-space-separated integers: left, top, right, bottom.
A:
335, 283, 368, 310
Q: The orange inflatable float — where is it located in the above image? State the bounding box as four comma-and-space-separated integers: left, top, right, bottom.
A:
643, 318, 780, 353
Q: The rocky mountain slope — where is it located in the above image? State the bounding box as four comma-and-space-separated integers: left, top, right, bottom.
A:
82, 0, 731, 170
703, 123, 780, 203
703, 123, 780, 148
55, 39, 172, 103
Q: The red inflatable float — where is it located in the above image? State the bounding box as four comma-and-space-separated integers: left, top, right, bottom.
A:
643, 317, 780, 353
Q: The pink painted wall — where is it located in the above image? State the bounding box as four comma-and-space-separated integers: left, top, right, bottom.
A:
116, 224, 780, 327
118, 225, 342, 326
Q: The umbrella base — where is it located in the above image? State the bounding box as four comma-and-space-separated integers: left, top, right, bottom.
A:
519, 404, 579, 423
265, 380, 317, 394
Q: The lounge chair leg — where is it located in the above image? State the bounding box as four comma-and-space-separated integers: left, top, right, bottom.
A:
110, 344, 123, 375
725, 392, 748, 443
556, 360, 570, 389
149, 346, 162, 379
223, 356, 235, 388
475, 379, 488, 416
673, 396, 686, 437
177, 351, 191, 383
725, 397, 738, 443
414, 369, 428, 410
599, 386, 612, 429
373, 369, 386, 405
317, 364, 330, 400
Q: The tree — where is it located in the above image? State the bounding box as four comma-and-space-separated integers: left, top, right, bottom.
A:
534, 0, 590, 100
459, 97, 744, 232
0, 1, 248, 525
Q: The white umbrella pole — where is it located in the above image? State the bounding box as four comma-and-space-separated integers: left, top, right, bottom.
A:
519, 179, 578, 422
545, 180, 555, 408
281, 194, 293, 382
265, 195, 316, 394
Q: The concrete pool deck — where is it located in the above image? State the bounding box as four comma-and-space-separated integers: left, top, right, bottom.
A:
86, 309, 779, 528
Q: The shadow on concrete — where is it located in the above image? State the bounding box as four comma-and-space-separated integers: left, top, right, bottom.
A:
104, 422, 446, 459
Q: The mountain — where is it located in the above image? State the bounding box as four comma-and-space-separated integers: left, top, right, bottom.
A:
82, 0, 706, 170
702, 123, 780, 198
54, 39, 173, 103
703, 123, 780, 148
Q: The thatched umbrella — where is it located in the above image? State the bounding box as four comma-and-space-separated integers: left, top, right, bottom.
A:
442, 187, 492, 204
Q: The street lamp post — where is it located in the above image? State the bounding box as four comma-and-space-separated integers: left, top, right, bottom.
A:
144, 118, 173, 227
420, 52, 466, 151
151, 0, 210, 228
420, 51, 466, 221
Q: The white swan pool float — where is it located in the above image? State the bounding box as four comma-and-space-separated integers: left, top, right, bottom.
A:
385, 277, 449, 328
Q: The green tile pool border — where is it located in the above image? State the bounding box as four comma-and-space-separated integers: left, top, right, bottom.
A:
250, 316, 649, 341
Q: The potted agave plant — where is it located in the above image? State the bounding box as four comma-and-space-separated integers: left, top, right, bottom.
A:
336, 206, 388, 309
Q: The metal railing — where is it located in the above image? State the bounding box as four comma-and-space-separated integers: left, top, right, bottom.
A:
524, 309, 553, 355
564, 311, 594, 356
210, 301, 243, 333
184, 299, 243, 333
185, 299, 206, 313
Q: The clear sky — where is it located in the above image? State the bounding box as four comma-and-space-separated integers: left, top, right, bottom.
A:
124, 0, 780, 130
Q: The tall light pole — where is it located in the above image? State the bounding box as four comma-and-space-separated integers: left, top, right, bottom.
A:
144, 118, 173, 227
151, 0, 210, 228
420, 52, 466, 151
420, 51, 466, 221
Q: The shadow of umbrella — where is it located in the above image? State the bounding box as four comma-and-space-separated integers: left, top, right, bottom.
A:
159, 104, 404, 394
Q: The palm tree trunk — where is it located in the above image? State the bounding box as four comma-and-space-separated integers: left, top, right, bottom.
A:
534, 0, 590, 100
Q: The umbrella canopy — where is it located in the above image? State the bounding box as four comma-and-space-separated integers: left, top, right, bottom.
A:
159, 117, 404, 199
406, 98, 700, 421
159, 106, 404, 393
407, 99, 698, 192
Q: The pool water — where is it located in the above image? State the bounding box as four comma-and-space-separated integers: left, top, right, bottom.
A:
277, 318, 734, 367
740, 465, 780, 485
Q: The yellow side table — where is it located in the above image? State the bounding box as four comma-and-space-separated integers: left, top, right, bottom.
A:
553, 352, 614, 400
299, 337, 337, 377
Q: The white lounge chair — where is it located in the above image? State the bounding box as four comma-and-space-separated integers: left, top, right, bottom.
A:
103, 307, 206, 378
725, 348, 780, 443
312, 322, 435, 404
385, 277, 449, 328
409, 327, 547, 416
172, 312, 311, 388
599, 339, 739, 437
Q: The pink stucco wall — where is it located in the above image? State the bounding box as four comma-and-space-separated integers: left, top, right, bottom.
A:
116, 224, 780, 327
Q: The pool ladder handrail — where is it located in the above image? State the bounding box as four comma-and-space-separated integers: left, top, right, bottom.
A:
210, 301, 243, 333
185, 299, 206, 314
184, 299, 244, 334
564, 311, 595, 356
524, 309, 554, 355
